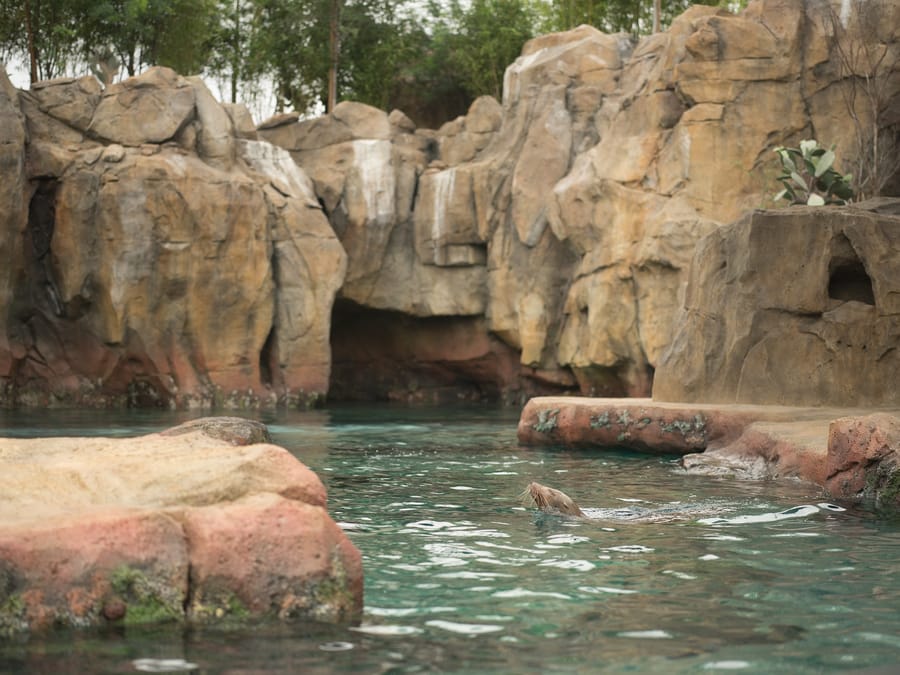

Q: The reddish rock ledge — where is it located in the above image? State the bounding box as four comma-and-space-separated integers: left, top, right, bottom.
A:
0, 418, 362, 635
518, 397, 900, 508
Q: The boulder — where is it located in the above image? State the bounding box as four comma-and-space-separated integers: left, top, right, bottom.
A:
0, 417, 362, 634
29, 75, 102, 132
653, 204, 900, 407
88, 67, 196, 146
825, 413, 900, 507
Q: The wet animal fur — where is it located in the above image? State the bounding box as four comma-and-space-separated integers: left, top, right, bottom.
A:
521, 481, 584, 517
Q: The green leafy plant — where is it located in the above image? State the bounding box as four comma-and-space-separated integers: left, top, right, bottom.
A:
772, 139, 855, 206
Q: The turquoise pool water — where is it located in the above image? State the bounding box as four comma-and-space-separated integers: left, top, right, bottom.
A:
0, 405, 898, 674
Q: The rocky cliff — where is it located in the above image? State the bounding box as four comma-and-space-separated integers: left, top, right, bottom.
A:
1, 0, 898, 407
1, 67, 346, 407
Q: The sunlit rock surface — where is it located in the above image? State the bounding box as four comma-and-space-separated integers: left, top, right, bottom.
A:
0, 417, 362, 633
260, 0, 899, 402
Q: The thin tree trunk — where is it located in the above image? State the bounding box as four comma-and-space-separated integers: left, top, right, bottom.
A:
653, 0, 661, 33
231, 0, 240, 103
327, 0, 340, 112
23, 0, 38, 84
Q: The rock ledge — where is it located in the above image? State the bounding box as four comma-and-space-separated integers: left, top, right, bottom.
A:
518, 397, 900, 508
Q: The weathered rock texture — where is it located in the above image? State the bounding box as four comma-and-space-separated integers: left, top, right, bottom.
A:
2, 67, 346, 408
653, 203, 900, 407
2, 0, 898, 407
0, 417, 362, 634
519, 397, 900, 507
259, 0, 899, 403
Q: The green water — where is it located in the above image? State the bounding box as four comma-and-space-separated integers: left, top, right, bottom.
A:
1, 405, 899, 674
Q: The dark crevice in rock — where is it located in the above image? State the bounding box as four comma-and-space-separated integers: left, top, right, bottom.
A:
259, 324, 277, 389
828, 234, 875, 305
27, 178, 64, 317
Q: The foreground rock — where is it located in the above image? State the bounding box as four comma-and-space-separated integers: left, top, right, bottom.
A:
0, 418, 362, 635
518, 397, 900, 508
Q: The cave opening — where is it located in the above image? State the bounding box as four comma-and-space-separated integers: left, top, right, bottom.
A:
328, 299, 522, 404
828, 236, 875, 306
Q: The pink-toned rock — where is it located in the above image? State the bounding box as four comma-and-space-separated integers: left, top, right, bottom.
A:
518, 397, 900, 505
824, 414, 900, 507
183, 493, 362, 622
518, 396, 764, 453
0, 417, 362, 634
0, 510, 189, 632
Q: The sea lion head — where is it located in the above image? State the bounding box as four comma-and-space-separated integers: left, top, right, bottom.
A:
522, 481, 584, 517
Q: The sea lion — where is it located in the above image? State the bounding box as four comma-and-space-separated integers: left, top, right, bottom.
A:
521, 481, 585, 517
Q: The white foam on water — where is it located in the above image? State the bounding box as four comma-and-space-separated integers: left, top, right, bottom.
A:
617, 630, 673, 639
350, 624, 423, 636
546, 534, 590, 545
434, 571, 516, 580
578, 585, 639, 595
133, 659, 199, 673
538, 559, 595, 571
698, 504, 823, 525
771, 532, 821, 538
492, 587, 571, 600
425, 620, 504, 635
318, 641, 355, 652
367, 607, 420, 617
703, 660, 751, 670
608, 545, 655, 554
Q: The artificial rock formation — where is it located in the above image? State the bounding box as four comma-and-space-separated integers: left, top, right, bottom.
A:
2, 0, 898, 407
0, 418, 363, 633
260, 0, 899, 403
1, 66, 346, 408
519, 397, 900, 507
653, 203, 900, 407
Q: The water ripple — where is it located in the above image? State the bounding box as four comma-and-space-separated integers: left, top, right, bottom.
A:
492, 587, 571, 600
425, 620, 504, 634
350, 625, 424, 636
538, 559, 595, 571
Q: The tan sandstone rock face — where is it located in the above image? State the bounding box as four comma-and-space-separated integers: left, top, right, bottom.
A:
262, 0, 898, 403
0, 418, 362, 632
0, 68, 27, 387
2, 0, 898, 408
653, 205, 900, 408
0, 66, 346, 408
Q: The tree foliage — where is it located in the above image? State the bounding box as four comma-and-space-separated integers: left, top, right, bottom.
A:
0, 0, 81, 82
0, 0, 744, 122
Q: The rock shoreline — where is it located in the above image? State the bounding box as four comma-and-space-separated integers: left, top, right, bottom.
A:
0, 418, 362, 635
518, 397, 900, 508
